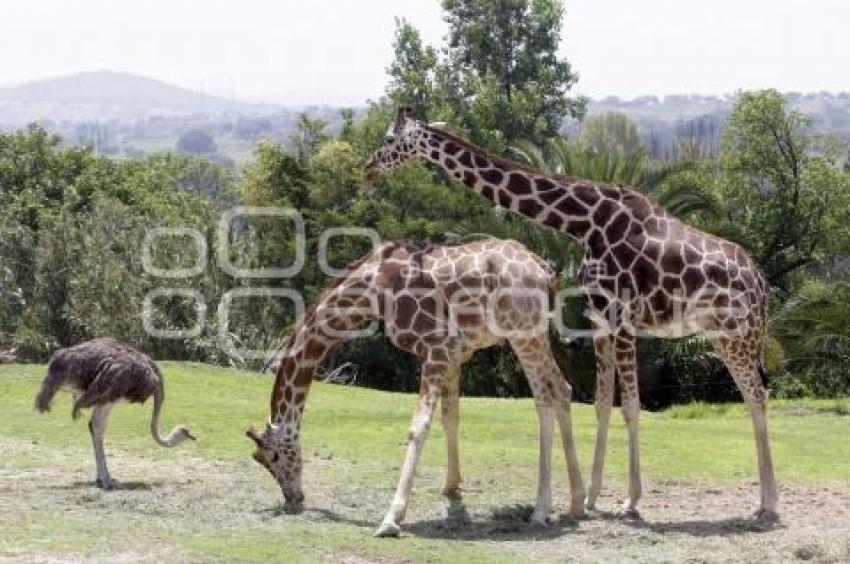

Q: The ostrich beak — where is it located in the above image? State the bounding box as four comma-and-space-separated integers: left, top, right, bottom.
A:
185, 430, 197, 441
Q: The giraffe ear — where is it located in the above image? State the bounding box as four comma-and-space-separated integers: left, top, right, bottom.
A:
246, 426, 266, 447
428, 121, 448, 130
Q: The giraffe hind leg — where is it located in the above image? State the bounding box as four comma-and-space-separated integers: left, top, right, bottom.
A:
439, 366, 462, 498
711, 335, 779, 521
587, 335, 615, 511
614, 332, 642, 518
511, 336, 586, 521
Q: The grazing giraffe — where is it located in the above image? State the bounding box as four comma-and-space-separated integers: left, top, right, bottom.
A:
246, 239, 586, 537
365, 108, 777, 521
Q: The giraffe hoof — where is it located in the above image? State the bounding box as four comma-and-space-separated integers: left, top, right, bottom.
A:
529, 514, 549, 528
441, 484, 462, 499
96, 478, 118, 490
621, 508, 641, 520
374, 521, 401, 538
752, 508, 780, 524
569, 505, 588, 520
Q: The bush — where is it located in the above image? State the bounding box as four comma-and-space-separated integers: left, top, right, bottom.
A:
177, 129, 217, 155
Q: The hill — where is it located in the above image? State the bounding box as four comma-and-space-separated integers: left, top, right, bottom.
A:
0, 70, 284, 126
0, 70, 234, 107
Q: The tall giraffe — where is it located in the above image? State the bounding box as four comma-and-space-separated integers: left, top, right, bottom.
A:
246, 239, 586, 537
365, 108, 778, 521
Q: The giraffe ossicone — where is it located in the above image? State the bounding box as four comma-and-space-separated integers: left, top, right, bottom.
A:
366, 108, 779, 522
247, 239, 586, 536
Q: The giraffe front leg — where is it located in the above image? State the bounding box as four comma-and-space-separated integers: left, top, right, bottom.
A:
89, 404, 116, 489
531, 402, 555, 525
553, 396, 586, 519
587, 335, 615, 511
375, 374, 441, 537
440, 367, 462, 498
615, 333, 642, 517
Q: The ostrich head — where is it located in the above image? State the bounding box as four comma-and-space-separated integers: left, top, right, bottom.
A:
246, 424, 304, 512
173, 425, 196, 443
364, 106, 425, 180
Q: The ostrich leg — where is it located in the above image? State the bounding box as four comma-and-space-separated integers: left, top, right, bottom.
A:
88, 403, 116, 489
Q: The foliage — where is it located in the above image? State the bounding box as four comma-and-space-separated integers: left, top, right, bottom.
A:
580, 111, 645, 158
237, 141, 309, 208
289, 113, 330, 164
720, 89, 850, 290
771, 280, 850, 398
387, 0, 585, 146
176, 129, 217, 155
3, 83, 850, 405
510, 136, 720, 221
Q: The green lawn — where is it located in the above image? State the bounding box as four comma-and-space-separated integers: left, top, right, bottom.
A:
1, 362, 848, 562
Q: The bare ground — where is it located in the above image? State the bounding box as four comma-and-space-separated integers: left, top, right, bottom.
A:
1, 436, 849, 563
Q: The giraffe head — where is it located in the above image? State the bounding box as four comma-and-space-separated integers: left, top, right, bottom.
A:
364, 106, 427, 180
246, 423, 304, 512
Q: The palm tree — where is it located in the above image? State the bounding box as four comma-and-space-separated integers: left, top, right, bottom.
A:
771, 280, 850, 396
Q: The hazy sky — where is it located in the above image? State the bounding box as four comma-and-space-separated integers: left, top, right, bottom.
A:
2, 0, 848, 105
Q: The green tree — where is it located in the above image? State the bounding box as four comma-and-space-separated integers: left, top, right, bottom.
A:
386, 18, 438, 119
387, 0, 585, 147
176, 129, 217, 155
308, 140, 361, 209
290, 113, 329, 164
238, 141, 309, 208
772, 280, 850, 397
721, 89, 848, 289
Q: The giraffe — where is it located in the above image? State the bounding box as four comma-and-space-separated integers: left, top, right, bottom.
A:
365, 108, 778, 522
246, 239, 586, 537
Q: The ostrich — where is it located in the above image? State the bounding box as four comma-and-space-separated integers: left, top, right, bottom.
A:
34, 338, 195, 489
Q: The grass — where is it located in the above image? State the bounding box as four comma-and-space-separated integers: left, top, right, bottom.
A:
1, 362, 849, 562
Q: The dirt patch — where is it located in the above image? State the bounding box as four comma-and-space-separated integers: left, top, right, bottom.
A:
2, 436, 849, 563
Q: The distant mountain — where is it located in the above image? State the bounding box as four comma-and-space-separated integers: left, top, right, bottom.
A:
0, 70, 289, 127
0, 70, 236, 107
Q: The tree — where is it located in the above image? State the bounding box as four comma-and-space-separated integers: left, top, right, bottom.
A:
720, 89, 847, 290
387, 0, 585, 147
386, 18, 438, 119
176, 129, 217, 155
238, 141, 309, 209
581, 111, 645, 158
289, 113, 329, 165
772, 280, 850, 397
308, 140, 361, 209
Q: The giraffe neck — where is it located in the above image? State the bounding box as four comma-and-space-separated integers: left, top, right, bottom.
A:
417, 124, 626, 246
269, 333, 327, 433
269, 289, 375, 430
